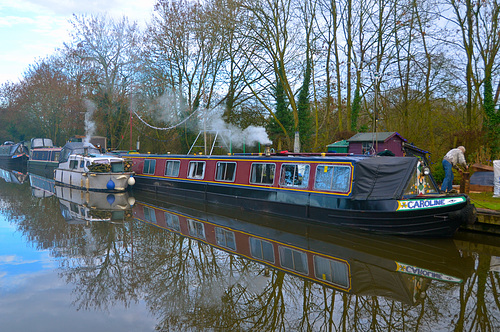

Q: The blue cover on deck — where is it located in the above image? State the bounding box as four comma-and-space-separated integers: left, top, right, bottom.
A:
470, 171, 494, 186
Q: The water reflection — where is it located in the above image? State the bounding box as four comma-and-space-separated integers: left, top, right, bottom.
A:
0, 168, 499, 331
132, 191, 471, 304
129, 191, 481, 331
0, 165, 27, 185
29, 172, 135, 224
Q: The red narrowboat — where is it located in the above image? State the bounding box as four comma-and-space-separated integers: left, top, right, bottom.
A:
122, 151, 476, 237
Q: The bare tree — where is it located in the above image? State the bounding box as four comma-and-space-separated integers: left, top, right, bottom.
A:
65, 14, 142, 148
239, 0, 304, 151
144, 0, 228, 151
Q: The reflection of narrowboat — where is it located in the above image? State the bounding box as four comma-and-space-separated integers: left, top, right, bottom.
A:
122, 150, 476, 237
132, 191, 473, 305
27, 138, 61, 178
0, 166, 27, 185
54, 142, 135, 192
29, 172, 56, 198
55, 185, 135, 224
0, 141, 29, 169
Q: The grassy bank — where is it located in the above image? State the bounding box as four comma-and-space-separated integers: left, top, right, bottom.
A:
468, 192, 500, 211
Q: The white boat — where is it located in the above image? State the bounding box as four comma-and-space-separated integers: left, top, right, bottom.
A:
54, 142, 135, 191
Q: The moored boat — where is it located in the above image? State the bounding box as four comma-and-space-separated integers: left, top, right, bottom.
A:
27, 138, 62, 178
0, 141, 29, 169
54, 142, 135, 192
123, 150, 476, 237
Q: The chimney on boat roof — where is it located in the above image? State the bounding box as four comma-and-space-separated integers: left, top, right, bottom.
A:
265, 144, 271, 157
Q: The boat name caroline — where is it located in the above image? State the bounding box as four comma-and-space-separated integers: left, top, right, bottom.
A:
397, 197, 466, 211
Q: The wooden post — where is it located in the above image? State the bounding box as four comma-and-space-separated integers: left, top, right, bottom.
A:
460, 171, 470, 194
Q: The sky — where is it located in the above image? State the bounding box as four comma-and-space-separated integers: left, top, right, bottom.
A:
0, 0, 156, 85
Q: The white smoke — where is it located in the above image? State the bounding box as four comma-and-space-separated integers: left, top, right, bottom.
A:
84, 99, 97, 144
156, 90, 181, 124
207, 111, 272, 148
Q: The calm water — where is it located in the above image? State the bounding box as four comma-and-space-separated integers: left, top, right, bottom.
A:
0, 168, 499, 331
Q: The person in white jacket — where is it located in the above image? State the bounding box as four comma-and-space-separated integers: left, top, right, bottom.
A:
441, 146, 468, 193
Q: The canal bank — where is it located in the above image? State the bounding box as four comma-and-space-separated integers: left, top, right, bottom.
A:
461, 208, 500, 234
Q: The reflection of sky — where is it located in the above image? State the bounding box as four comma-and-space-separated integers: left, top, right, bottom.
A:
0, 208, 155, 331
0, 214, 56, 292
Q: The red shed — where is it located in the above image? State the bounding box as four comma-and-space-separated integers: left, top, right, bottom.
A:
347, 132, 406, 156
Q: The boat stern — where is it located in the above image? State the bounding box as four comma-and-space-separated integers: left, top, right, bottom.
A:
87, 172, 135, 191
447, 195, 476, 226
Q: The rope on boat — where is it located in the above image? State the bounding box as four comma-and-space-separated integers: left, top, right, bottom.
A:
133, 109, 199, 131
134, 125, 171, 142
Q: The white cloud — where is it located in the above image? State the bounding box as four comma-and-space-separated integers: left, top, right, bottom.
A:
0, 255, 18, 263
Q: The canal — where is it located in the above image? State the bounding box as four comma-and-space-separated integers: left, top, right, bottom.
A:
0, 169, 499, 331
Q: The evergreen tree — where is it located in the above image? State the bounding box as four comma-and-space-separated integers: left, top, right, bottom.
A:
351, 87, 361, 131
297, 58, 313, 150
267, 61, 293, 150
483, 74, 500, 156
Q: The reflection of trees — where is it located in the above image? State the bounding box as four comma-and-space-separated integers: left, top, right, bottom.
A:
0, 180, 87, 256
3, 180, 500, 331
60, 222, 139, 312
454, 253, 500, 332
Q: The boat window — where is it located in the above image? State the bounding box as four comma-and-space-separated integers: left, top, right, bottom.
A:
404, 161, 439, 195
80, 160, 85, 168
280, 163, 310, 188
188, 219, 205, 239
215, 227, 236, 250
111, 211, 125, 220
250, 163, 275, 185
215, 162, 236, 182
187, 161, 205, 179
279, 246, 308, 275
53, 152, 60, 162
33, 151, 49, 161
70, 203, 79, 213
165, 160, 181, 177
165, 212, 180, 231
143, 206, 157, 224
70, 160, 78, 169
111, 162, 124, 172
314, 255, 349, 288
250, 238, 275, 263
314, 165, 351, 193
143, 159, 156, 175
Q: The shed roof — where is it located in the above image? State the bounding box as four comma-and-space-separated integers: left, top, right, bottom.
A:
327, 139, 349, 147
347, 132, 406, 143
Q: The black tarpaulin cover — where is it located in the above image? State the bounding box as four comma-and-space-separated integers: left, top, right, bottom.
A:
352, 156, 417, 200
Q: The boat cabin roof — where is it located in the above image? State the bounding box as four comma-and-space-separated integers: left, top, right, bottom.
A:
0, 142, 26, 155
31, 138, 54, 149
126, 153, 421, 200
60, 142, 102, 163
60, 142, 125, 164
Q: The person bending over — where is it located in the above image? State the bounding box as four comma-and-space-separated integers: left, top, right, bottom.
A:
441, 146, 468, 193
